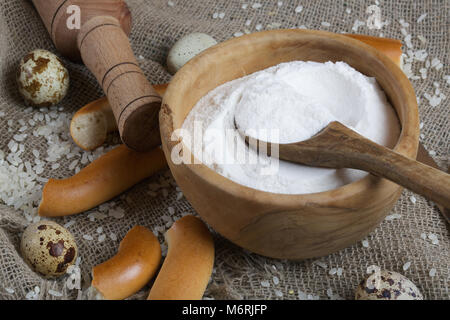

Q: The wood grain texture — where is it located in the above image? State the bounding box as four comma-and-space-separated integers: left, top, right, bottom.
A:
32, 1, 161, 151
416, 144, 450, 222
77, 16, 161, 151
265, 121, 449, 208
160, 29, 419, 260
31, 0, 131, 61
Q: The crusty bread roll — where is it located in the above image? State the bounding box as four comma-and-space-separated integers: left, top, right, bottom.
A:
91, 226, 161, 300
346, 34, 403, 68
70, 97, 116, 151
147, 215, 214, 300
39, 145, 167, 217
71, 83, 168, 151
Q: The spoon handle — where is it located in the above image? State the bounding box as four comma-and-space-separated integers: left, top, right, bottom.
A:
281, 122, 450, 208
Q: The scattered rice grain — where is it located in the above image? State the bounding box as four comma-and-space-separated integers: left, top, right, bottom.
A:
417, 13, 427, 23
82, 234, 93, 241
48, 290, 63, 297
295, 5, 303, 13
403, 261, 411, 271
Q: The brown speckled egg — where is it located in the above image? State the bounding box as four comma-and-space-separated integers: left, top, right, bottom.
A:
16, 49, 69, 107
355, 270, 423, 300
20, 220, 78, 278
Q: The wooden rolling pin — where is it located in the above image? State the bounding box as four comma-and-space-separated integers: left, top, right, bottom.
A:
31, 0, 161, 151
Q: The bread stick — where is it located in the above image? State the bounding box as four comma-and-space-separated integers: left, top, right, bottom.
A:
38, 145, 167, 217
70, 83, 168, 151
147, 216, 214, 300
91, 226, 161, 300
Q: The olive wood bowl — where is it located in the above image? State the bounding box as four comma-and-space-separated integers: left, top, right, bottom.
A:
160, 29, 419, 260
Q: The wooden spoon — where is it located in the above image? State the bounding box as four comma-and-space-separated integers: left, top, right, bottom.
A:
240, 121, 450, 208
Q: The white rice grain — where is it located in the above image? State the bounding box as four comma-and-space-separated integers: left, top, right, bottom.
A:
82, 234, 93, 241
417, 13, 427, 23
69, 159, 79, 171
313, 260, 327, 269
64, 220, 76, 229
403, 261, 411, 271
48, 290, 63, 297
385, 213, 402, 221
295, 5, 303, 13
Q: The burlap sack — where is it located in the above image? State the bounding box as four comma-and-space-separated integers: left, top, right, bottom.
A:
0, 0, 448, 300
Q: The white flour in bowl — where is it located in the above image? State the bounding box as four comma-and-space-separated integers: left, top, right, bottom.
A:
181, 61, 400, 194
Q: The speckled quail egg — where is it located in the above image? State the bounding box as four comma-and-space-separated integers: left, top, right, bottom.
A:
167, 33, 217, 74
17, 49, 69, 107
355, 270, 423, 300
21, 220, 78, 278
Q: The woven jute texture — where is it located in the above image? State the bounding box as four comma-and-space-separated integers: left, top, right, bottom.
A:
0, 0, 448, 300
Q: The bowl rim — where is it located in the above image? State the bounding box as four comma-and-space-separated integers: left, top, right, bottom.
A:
160, 29, 419, 209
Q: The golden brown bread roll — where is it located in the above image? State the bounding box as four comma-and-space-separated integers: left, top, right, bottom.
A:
39, 145, 167, 217
70, 97, 116, 151
91, 226, 162, 300
147, 216, 214, 300
346, 34, 403, 68
70, 84, 168, 151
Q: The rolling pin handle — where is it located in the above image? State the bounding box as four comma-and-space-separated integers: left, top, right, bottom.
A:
77, 16, 161, 151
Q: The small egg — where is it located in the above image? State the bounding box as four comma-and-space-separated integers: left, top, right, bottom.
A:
167, 33, 218, 74
355, 270, 423, 300
17, 49, 69, 107
21, 220, 78, 278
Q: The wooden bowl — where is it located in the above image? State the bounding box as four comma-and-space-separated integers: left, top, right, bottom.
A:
160, 29, 419, 260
